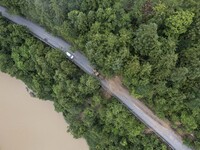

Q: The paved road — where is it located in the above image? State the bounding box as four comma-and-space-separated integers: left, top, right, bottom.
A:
0, 6, 192, 150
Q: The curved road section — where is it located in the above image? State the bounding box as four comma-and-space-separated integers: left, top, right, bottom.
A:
0, 6, 192, 150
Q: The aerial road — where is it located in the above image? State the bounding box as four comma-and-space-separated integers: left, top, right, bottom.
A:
0, 6, 192, 150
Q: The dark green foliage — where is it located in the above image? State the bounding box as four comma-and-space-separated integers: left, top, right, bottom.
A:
0, 17, 167, 149
0, 0, 200, 149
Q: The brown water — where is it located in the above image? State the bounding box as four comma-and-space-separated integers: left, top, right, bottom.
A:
0, 72, 89, 150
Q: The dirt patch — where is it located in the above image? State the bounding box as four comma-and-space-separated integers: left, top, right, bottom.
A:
107, 76, 129, 95
144, 128, 153, 134
101, 88, 112, 99
107, 76, 173, 132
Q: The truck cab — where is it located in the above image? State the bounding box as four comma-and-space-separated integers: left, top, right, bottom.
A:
93, 69, 100, 76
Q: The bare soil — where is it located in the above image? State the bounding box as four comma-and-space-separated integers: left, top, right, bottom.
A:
107, 76, 175, 132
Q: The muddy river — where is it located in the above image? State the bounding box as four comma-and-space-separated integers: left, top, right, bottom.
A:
0, 72, 89, 150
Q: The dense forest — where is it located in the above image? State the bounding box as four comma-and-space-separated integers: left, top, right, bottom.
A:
0, 16, 168, 149
0, 0, 200, 149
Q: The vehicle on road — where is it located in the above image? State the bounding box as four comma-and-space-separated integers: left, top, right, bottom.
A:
66, 52, 74, 59
93, 69, 104, 79
93, 69, 100, 76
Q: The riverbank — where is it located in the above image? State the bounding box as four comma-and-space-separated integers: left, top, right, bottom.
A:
0, 72, 89, 150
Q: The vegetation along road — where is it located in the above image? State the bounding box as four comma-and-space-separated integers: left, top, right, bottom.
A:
0, 5, 191, 150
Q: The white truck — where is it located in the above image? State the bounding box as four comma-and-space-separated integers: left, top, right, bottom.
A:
66, 52, 74, 59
